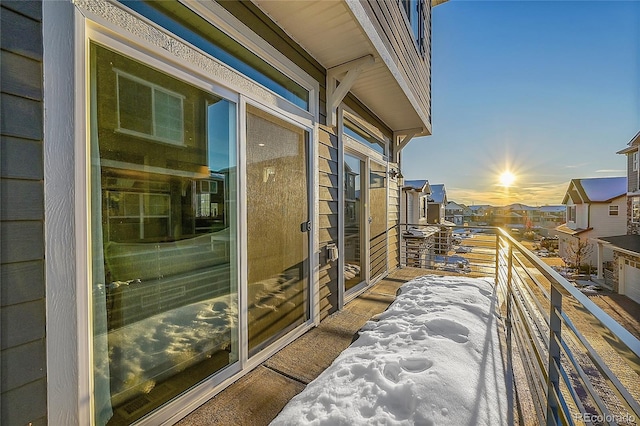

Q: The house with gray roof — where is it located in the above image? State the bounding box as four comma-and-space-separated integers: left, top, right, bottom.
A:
427, 184, 448, 224
556, 176, 627, 269
401, 180, 432, 225
595, 131, 640, 303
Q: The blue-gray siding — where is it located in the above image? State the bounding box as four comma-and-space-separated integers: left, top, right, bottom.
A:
0, 1, 47, 425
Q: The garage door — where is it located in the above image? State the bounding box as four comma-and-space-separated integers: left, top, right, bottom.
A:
623, 261, 640, 305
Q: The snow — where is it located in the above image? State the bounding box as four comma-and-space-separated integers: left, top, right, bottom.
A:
578, 177, 626, 202
271, 275, 509, 426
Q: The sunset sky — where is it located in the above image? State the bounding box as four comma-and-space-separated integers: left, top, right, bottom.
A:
402, 0, 640, 207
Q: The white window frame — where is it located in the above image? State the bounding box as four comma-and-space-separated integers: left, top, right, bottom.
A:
633, 151, 638, 172
632, 197, 640, 223
342, 108, 389, 162
339, 106, 390, 306
44, 1, 320, 424
609, 205, 619, 216
567, 205, 576, 223
115, 69, 186, 145
399, 0, 426, 54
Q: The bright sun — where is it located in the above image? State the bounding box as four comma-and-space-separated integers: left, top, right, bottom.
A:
499, 171, 516, 187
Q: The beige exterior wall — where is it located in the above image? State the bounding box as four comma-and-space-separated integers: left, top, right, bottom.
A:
589, 198, 627, 237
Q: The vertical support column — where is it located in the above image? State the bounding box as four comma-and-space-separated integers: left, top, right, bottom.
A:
596, 241, 604, 280
547, 285, 562, 426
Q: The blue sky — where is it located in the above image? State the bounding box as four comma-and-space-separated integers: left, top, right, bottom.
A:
402, 0, 640, 206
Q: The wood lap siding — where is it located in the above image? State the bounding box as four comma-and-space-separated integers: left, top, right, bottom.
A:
318, 126, 340, 319
388, 170, 400, 271
214, 0, 400, 316
0, 1, 48, 425
363, 0, 431, 122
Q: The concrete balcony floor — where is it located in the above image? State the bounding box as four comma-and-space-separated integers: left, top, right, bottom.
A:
177, 267, 435, 426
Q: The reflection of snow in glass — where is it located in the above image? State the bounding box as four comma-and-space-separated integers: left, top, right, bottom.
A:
344, 264, 361, 281
96, 294, 237, 405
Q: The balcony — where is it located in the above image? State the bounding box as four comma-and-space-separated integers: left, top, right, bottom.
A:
399, 224, 640, 425
180, 225, 640, 425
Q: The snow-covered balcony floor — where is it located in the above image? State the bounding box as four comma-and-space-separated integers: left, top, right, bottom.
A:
272, 275, 510, 425
178, 268, 514, 426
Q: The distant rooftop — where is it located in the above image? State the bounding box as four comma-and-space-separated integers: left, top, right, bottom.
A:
539, 205, 566, 213
403, 180, 430, 192
429, 184, 446, 204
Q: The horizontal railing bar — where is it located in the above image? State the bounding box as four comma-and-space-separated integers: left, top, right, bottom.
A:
513, 317, 548, 422
511, 251, 552, 303
547, 378, 575, 426
511, 293, 549, 389
557, 308, 640, 418
398, 223, 640, 425
556, 334, 613, 422
514, 258, 551, 312
556, 355, 588, 425
511, 288, 549, 365
511, 272, 551, 345
495, 228, 640, 360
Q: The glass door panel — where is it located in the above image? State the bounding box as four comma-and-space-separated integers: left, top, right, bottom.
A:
90, 43, 238, 425
344, 154, 365, 292
246, 105, 309, 356
369, 161, 388, 281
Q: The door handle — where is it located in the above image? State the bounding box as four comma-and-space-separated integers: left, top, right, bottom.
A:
300, 221, 311, 232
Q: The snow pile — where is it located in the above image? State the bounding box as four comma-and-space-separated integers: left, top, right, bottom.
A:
272, 275, 509, 425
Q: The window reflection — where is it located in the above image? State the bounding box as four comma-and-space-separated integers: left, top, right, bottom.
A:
91, 43, 238, 425
344, 154, 363, 291
344, 119, 385, 155
369, 162, 388, 280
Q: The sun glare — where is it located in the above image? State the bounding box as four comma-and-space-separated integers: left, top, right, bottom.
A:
499, 171, 516, 187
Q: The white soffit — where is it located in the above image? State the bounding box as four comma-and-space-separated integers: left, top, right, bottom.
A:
253, 0, 430, 134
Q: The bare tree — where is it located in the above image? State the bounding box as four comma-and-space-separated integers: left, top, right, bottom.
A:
565, 237, 593, 273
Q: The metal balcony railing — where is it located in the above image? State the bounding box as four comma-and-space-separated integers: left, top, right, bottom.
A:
398, 224, 640, 425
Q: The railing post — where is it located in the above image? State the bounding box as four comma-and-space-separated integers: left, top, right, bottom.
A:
547, 285, 562, 426
494, 233, 500, 285
506, 243, 513, 345
399, 223, 405, 268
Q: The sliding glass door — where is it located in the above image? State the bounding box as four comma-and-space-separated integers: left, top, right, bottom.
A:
89, 44, 313, 424
90, 43, 238, 425
246, 104, 310, 356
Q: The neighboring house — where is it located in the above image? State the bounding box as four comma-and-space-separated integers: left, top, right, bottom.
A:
556, 177, 627, 268
445, 201, 466, 225
399, 179, 440, 266
468, 204, 493, 225
0, 0, 442, 424
427, 183, 447, 224
537, 205, 566, 231
595, 131, 640, 304
400, 179, 432, 225
492, 205, 525, 229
